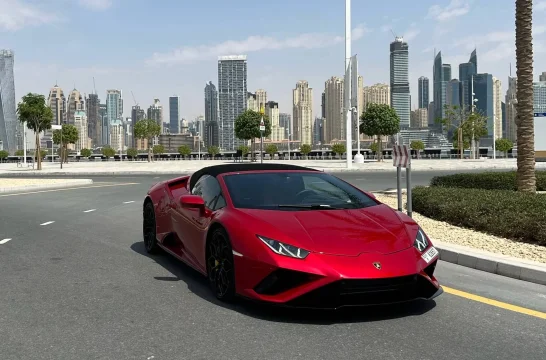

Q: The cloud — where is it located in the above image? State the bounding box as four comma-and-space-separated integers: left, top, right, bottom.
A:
454, 25, 546, 51
78, 0, 112, 10
0, 0, 60, 31
403, 24, 421, 41
147, 24, 372, 65
427, 0, 470, 21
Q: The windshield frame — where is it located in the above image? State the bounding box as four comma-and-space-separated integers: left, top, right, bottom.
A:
220, 170, 379, 211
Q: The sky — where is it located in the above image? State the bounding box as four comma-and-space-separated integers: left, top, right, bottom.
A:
3, 0, 546, 122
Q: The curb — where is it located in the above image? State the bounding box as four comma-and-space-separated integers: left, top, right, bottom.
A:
0, 179, 94, 194
433, 240, 546, 286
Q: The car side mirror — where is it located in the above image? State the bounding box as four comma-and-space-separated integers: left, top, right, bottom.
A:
180, 195, 205, 208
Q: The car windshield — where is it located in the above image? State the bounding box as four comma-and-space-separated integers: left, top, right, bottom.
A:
222, 171, 379, 210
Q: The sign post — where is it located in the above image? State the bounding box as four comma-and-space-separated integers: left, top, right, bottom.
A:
259, 106, 265, 164
393, 144, 412, 217
51, 125, 62, 169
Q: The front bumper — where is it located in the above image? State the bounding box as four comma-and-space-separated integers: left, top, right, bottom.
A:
234, 246, 442, 309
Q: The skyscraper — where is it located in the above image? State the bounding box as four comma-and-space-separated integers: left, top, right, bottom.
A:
324, 76, 344, 144
473, 73, 494, 137
279, 113, 292, 141
169, 96, 180, 134
446, 79, 460, 107
106, 89, 123, 144
292, 80, 313, 145
204, 81, 219, 147
459, 49, 478, 109
218, 55, 247, 151
493, 77, 503, 140
390, 37, 410, 129
418, 76, 429, 109
87, 93, 101, 147
0, 50, 17, 153
66, 88, 84, 124
505, 76, 517, 142
433, 51, 450, 130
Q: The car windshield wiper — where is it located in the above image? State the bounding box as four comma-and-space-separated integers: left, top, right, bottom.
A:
277, 204, 342, 209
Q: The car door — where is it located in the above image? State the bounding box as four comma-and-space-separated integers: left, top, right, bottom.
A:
174, 175, 226, 270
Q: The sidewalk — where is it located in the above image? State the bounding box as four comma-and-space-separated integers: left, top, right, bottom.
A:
1, 158, 544, 175
0, 178, 94, 194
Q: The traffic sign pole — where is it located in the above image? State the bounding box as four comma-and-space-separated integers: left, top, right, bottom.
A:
259, 116, 265, 164
393, 144, 412, 217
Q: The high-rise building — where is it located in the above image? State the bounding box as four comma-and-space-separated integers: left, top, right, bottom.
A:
410, 108, 428, 128
446, 79, 460, 106
390, 37, 410, 129
363, 83, 390, 108
131, 105, 145, 148
66, 89, 84, 124
218, 55, 247, 151
147, 98, 163, 131
492, 77, 503, 140
255, 89, 267, 111
45, 84, 66, 148
539, 72, 546, 81
354, 75, 364, 141
293, 80, 313, 146
169, 96, 180, 134
324, 76, 344, 144
204, 81, 219, 147
73, 110, 88, 152
534, 81, 546, 113
110, 119, 124, 151
106, 89, 123, 136
459, 49, 478, 109
246, 92, 257, 111
279, 113, 291, 141
0, 50, 17, 154
321, 92, 326, 118
86, 93, 101, 147
418, 76, 429, 109
100, 103, 108, 145
314, 117, 324, 145
473, 73, 494, 137
505, 76, 517, 142
433, 51, 450, 130
265, 101, 284, 141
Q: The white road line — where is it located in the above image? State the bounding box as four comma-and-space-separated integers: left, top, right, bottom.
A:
0, 238, 12, 245
123, 201, 135, 204
83, 209, 96, 213
40, 221, 55, 226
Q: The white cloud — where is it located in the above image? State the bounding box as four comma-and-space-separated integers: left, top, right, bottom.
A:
0, 0, 60, 31
427, 0, 470, 22
78, 0, 112, 10
403, 26, 421, 41
147, 24, 372, 65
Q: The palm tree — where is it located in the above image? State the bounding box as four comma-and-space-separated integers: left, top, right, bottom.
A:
515, 0, 536, 192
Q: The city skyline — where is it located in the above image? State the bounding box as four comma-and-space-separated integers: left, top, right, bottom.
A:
4, 0, 546, 121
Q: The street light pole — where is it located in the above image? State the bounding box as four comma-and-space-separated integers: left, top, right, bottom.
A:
344, 0, 352, 169
197, 132, 201, 160
23, 128, 27, 166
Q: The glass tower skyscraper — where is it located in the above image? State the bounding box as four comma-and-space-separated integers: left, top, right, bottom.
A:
0, 50, 17, 153
390, 37, 410, 129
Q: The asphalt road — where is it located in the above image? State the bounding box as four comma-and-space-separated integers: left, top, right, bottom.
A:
1, 174, 545, 360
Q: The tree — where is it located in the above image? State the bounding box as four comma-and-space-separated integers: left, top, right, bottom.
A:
331, 143, 346, 158
53, 124, 79, 164
369, 142, 379, 154
0, 150, 8, 162
178, 145, 191, 159
153, 144, 165, 156
437, 104, 472, 159
15, 149, 24, 156
360, 103, 400, 162
265, 144, 278, 158
515, 0, 536, 192
410, 140, 425, 159
208, 145, 220, 158
300, 144, 311, 158
127, 148, 138, 160
452, 137, 470, 150
463, 113, 488, 152
496, 138, 513, 158
237, 145, 250, 158
134, 119, 161, 162
80, 148, 92, 158
235, 110, 272, 161
101, 146, 116, 159
16, 93, 53, 170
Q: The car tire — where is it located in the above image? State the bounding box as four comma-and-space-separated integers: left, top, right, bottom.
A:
206, 227, 236, 302
143, 201, 160, 254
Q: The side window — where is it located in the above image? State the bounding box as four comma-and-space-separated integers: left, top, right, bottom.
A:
194, 175, 226, 211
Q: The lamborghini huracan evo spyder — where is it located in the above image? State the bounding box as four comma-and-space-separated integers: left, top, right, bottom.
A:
142, 163, 443, 309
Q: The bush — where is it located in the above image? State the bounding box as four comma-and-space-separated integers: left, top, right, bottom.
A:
430, 171, 546, 191
412, 186, 546, 246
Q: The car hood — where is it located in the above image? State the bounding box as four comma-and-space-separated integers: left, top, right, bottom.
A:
237, 204, 413, 256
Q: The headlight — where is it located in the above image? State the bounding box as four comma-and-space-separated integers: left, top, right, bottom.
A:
413, 227, 429, 253
257, 235, 310, 259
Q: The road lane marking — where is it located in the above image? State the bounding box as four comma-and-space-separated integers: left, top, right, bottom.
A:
443, 286, 546, 320
123, 201, 135, 204
83, 209, 96, 213
0, 183, 140, 197
0, 238, 12, 245
40, 221, 55, 226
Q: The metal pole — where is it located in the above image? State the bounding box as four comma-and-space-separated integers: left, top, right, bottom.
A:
60, 128, 63, 169
493, 116, 496, 159
471, 75, 475, 159
396, 166, 402, 212
260, 132, 263, 164
23, 128, 27, 165
198, 133, 201, 160
406, 163, 412, 218
344, 0, 352, 169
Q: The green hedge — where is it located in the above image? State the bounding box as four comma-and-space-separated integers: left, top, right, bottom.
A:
429, 171, 546, 191
412, 186, 546, 246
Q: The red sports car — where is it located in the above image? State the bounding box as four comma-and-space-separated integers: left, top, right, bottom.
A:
142, 163, 443, 309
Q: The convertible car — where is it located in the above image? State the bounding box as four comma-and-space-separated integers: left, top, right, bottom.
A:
142, 163, 443, 309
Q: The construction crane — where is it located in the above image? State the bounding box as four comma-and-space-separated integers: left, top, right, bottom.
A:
131, 91, 138, 107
